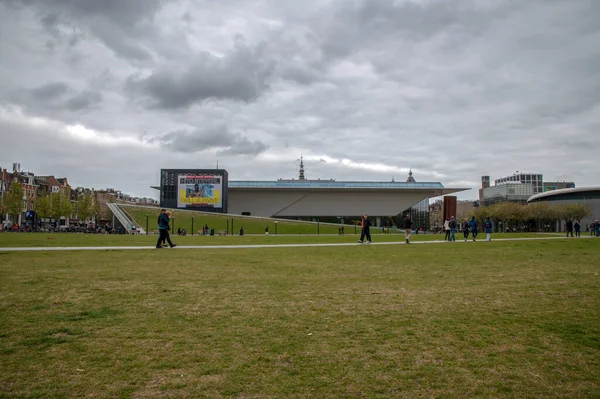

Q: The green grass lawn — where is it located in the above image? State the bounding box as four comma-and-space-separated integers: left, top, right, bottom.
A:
0, 231, 566, 247
1, 239, 599, 398
122, 205, 371, 235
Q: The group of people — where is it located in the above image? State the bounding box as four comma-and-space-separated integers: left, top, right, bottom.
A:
359, 214, 496, 245
442, 216, 494, 242
564, 219, 582, 237
591, 220, 600, 236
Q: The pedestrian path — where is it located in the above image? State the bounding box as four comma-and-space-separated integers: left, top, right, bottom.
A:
0, 236, 593, 252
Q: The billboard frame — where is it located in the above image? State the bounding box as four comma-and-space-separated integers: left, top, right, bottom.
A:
159, 169, 228, 213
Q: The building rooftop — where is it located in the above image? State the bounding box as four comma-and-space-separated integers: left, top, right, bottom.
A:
228, 180, 445, 189
527, 187, 600, 202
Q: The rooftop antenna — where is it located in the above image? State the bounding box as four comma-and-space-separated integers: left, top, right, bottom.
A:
299, 155, 305, 180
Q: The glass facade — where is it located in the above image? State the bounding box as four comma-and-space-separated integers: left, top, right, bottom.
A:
495, 173, 543, 194
407, 198, 430, 231
482, 183, 534, 206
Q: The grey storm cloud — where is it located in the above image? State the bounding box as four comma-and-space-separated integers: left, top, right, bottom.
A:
65, 90, 102, 111
15, 83, 102, 113
127, 43, 275, 109
155, 126, 269, 156
29, 82, 69, 100
2, 0, 163, 60
1, 0, 164, 25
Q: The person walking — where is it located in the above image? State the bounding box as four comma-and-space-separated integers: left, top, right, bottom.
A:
358, 214, 372, 244
574, 220, 581, 237
484, 217, 493, 242
469, 216, 479, 242
462, 219, 470, 242
566, 219, 574, 238
449, 216, 457, 242
404, 214, 412, 244
443, 219, 450, 241
156, 210, 176, 248
157, 209, 168, 247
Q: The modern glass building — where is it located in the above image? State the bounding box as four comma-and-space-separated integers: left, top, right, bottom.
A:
495, 173, 543, 194
481, 183, 534, 206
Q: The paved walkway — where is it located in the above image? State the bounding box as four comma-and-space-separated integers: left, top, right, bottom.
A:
0, 236, 594, 252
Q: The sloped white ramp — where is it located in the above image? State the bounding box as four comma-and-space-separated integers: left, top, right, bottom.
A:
107, 203, 145, 234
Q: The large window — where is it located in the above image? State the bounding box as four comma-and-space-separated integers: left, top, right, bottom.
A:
408, 198, 429, 231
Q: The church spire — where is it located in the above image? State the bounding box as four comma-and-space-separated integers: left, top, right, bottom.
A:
406, 169, 416, 183
299, 155, 305, 180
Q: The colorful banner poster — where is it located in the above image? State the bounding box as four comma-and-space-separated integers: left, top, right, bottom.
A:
177, 174, 223, 208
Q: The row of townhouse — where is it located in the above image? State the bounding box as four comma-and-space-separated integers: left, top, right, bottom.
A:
1, 163, 159, 225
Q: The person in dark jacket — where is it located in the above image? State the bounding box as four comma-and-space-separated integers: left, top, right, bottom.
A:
358, 214, 372, 244
448, 216, 457, 242
469, 216, 479, 242
462, 219, 470, 242
404, 214, 412, 244
156, 210, 176, 248
157, 209, 168, 247
566, 219, 573, 238
574, 220, 580, 237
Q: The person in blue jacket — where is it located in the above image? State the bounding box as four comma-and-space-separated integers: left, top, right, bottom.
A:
469, 216, 479, 242
156, 210, 176, 248
484, 217, 493, 242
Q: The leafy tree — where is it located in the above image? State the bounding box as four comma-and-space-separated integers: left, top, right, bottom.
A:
76, 193, 93, 222
61, 194, 73, 219
552, 204, 572, 222
4, 181, 24, 222
49, 192, 72, 219
35, 191, 51, 219
471, 206, 493, 224
93, 192, 101, 221
527, 202, 552, 231
495, 202, 527, 231
49, 192, 61, 219
562, 204, 590, 222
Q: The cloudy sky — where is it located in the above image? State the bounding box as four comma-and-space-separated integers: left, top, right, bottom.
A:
1, 0, 599, 200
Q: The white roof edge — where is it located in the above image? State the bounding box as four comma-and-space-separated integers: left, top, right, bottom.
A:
527, 186, 600, 202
